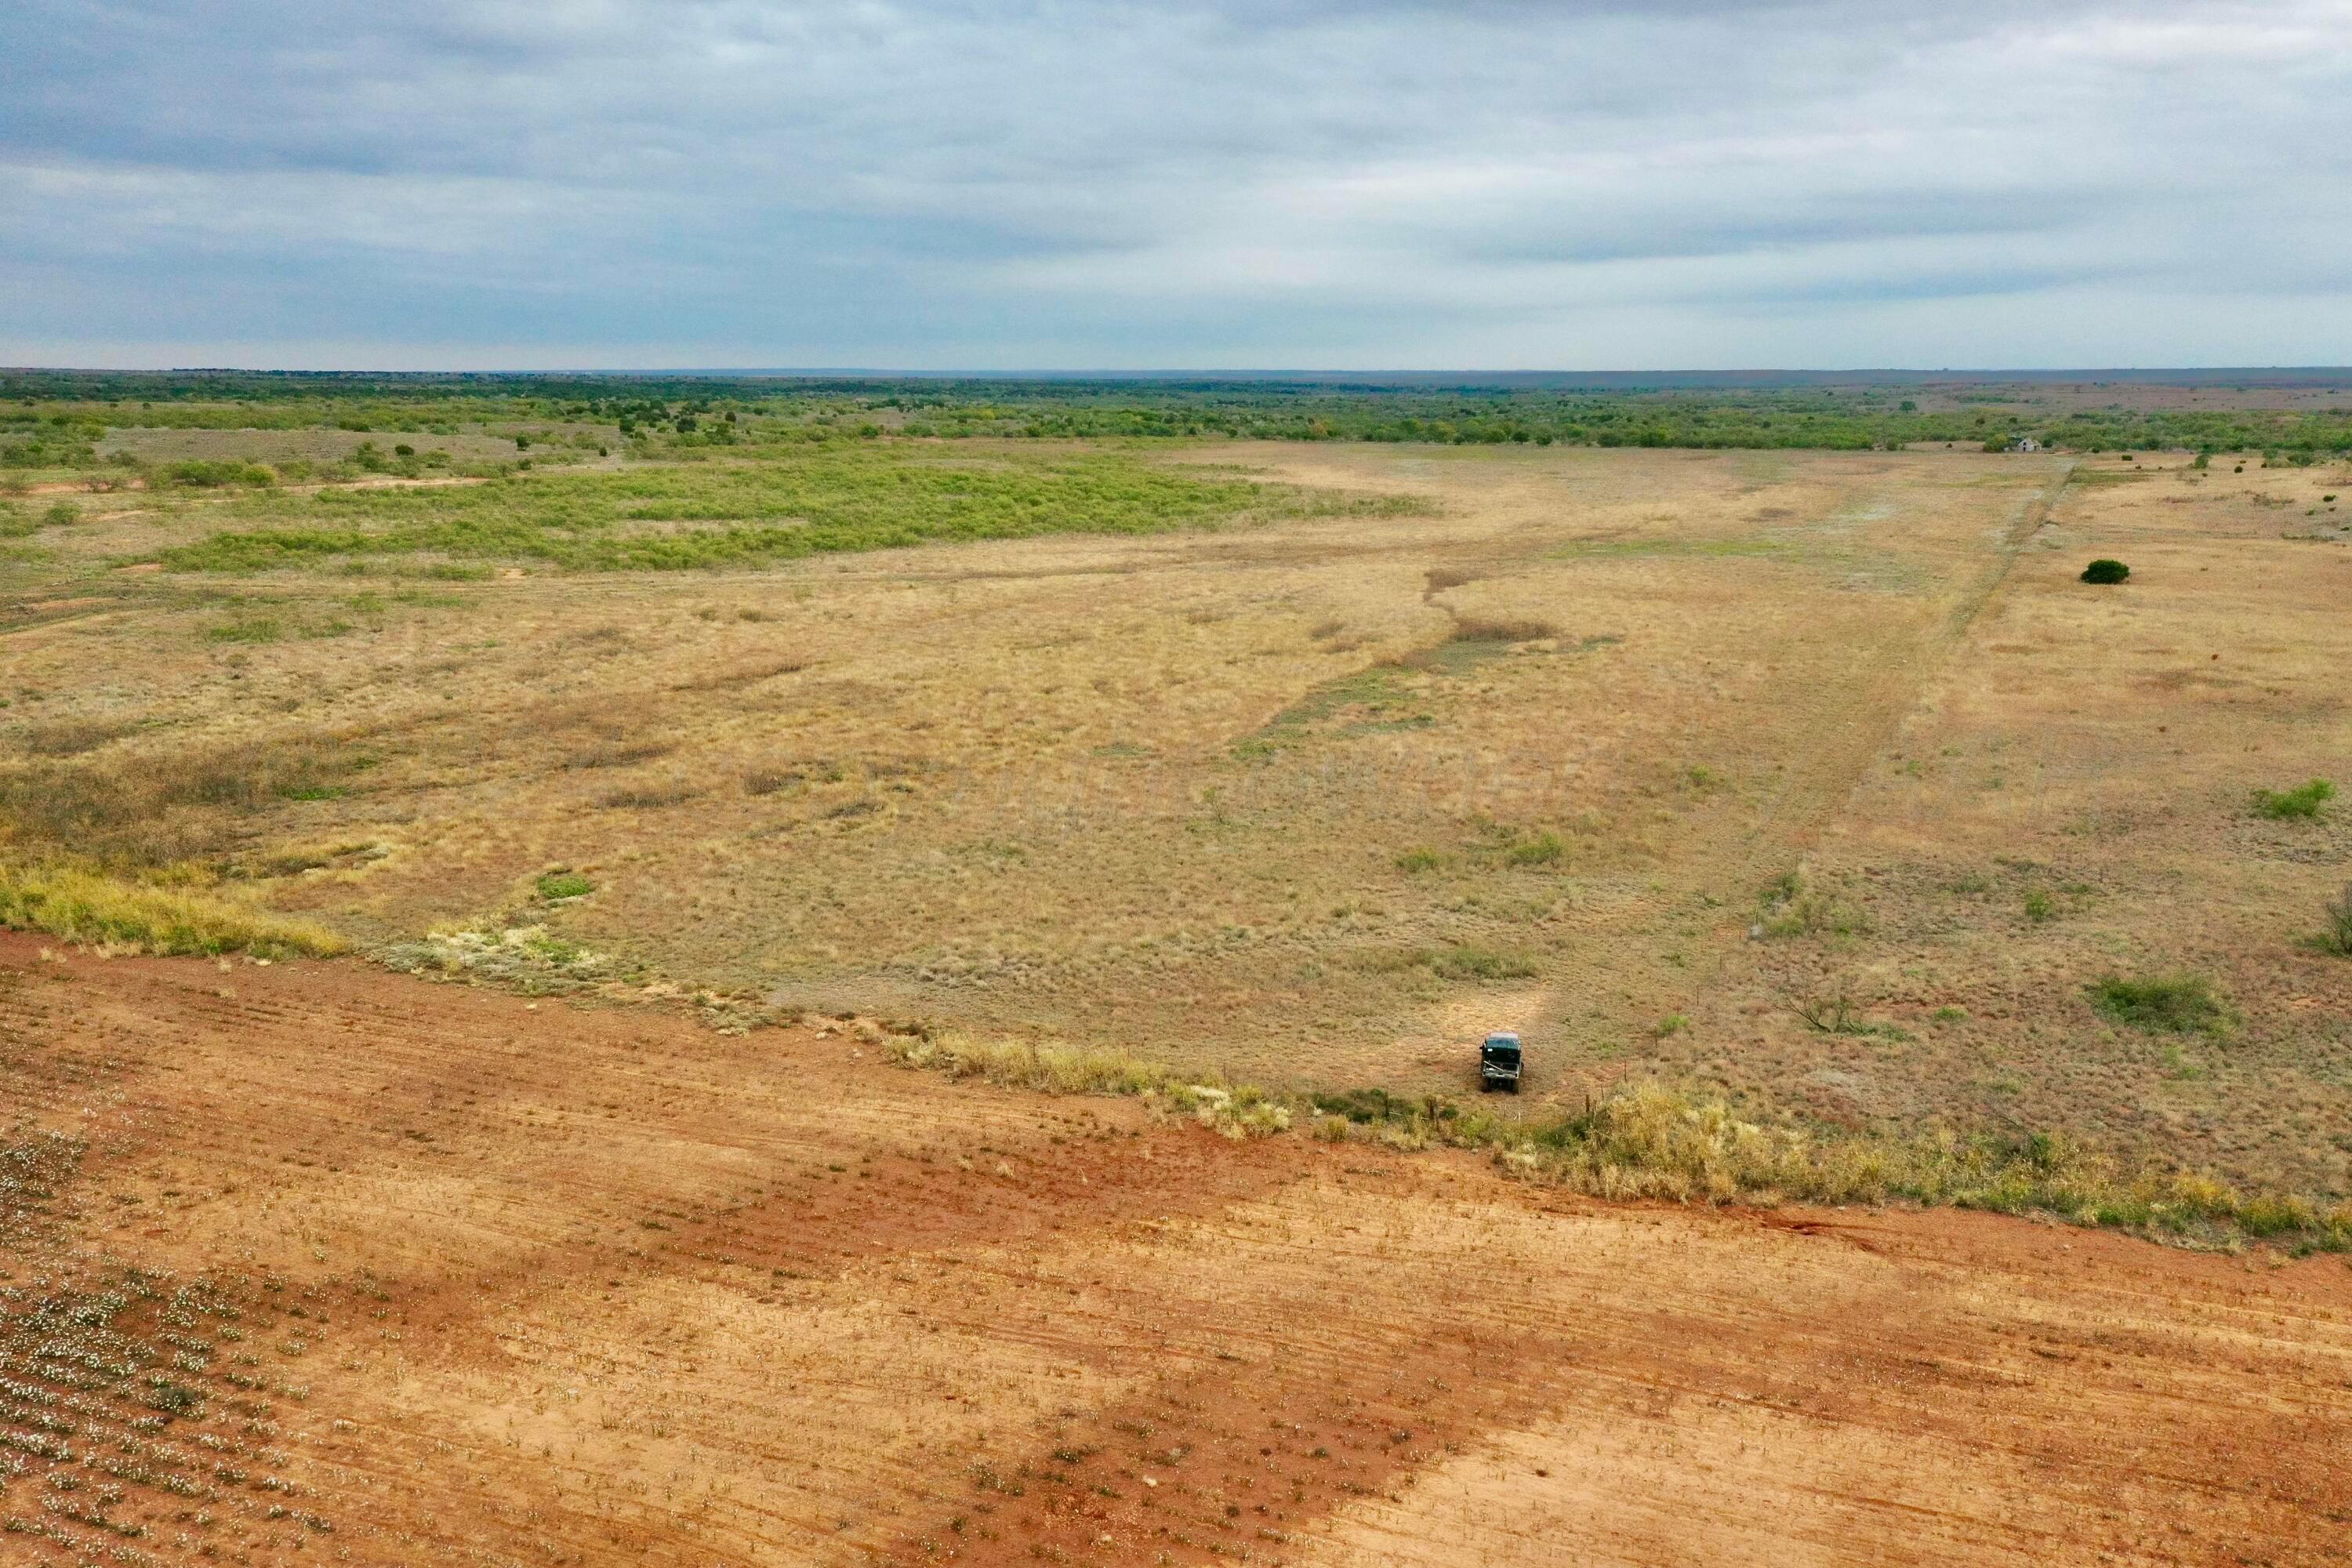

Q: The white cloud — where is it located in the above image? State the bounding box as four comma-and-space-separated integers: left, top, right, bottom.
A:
2, 0, 2347, 366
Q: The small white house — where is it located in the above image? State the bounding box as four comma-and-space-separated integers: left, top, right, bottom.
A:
2013, 437, 2043, 452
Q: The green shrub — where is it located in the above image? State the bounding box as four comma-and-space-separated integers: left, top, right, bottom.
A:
1505, 830, 1566, 866
535, 869, 594, 900
43, 500, 78, 527
2089, 973, 2230, 1036
2079, 558, 2130, 583
165, 459, 274, 488
2024, 890, 2053, 923
2251, 778, 2335, 820
1393, 847, 1445, 873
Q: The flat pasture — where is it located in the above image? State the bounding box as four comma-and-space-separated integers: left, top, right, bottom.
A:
4, 441, 2350, 1194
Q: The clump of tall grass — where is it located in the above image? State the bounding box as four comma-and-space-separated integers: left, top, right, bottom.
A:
2317, 884, 2352, 957
889, 1029, 2348, 1249
880, 1029, 1288, 1137
0, 733, 372, 864
0, 861, 347, 957
1428, 1083, 2342, 1250
1449, 616, 1559, 644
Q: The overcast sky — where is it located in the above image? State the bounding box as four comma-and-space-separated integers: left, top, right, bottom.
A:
4, 1, 2349, 370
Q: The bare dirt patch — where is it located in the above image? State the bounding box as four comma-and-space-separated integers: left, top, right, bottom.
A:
0, 942, 2344, 1566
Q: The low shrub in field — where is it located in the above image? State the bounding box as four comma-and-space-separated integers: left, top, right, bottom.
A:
1504, 831, 1566, 866
2090, 973, 2231, 1036
165, 459, 276, 488
535, 869, 594, 900
2079, 558, 2130, 583
0, 861, 347, 957
2316, 885, 2352, 957
2252, 778, 2335, 819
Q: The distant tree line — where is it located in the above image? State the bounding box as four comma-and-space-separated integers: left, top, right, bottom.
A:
6, 371, 2351, 462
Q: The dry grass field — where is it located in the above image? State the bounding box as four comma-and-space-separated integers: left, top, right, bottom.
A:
0, 936, 2344, 1567
6, 441, 2348, 1196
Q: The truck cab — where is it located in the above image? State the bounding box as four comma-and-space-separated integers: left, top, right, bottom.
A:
1479, 1031, 1523, 1093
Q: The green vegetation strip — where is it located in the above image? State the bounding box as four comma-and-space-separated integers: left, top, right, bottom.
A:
0, 862, 347, 958
885, 1030, 2351, 1255
158, 450, 1376, 572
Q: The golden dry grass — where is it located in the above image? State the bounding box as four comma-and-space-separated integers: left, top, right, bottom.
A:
0, 860, 349, 956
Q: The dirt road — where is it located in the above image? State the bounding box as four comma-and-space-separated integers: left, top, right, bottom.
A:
1, 936, 2346, 1565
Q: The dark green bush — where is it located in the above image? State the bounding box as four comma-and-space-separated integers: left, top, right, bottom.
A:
2079, 558, 2129, 583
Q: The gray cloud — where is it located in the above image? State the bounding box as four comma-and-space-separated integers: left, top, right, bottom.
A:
3, 0, 2347, 368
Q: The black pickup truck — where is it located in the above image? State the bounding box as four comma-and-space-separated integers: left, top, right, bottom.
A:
1479, 1031, 1523, 1093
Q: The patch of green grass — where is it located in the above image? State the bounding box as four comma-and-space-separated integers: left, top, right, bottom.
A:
536, 869, 595, 900
2090, 973, 2232, 1036
2024, 890, 2054, 923
1393, 847, 1446, 873
1244, 665, 1418, 754
2251, 778, 2335, 820
206, 617, 283, 644
159, 448, 1367, 573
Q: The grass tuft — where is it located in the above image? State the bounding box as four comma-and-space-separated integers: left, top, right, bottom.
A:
2313, 884, 2352, 957
0, 861, 347, 957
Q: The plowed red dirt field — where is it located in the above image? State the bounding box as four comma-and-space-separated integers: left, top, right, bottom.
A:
2, 935, 2347, 1566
